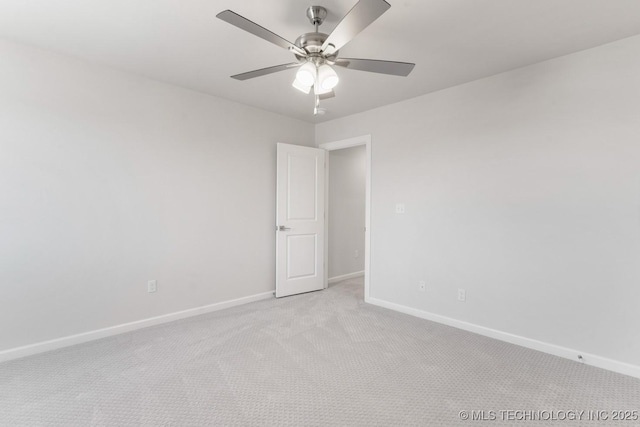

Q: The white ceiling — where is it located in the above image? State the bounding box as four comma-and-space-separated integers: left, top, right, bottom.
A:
1, 0, 640, 123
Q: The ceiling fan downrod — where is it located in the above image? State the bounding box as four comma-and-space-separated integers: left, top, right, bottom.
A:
306, 6, 328, 32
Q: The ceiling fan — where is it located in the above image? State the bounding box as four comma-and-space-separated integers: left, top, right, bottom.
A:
216, 0, 415, 115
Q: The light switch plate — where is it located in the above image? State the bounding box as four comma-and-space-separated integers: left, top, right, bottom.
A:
148, 280, 157, 293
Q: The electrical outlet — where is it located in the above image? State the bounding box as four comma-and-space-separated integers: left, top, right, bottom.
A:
395, 203, 405, 214
148, 280, 157, 293
418, 280, 426, 292
457, 288, 466, 302
354, 249, 359, 258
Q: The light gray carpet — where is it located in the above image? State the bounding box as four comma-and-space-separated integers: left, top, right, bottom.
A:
1, 277, 638, 426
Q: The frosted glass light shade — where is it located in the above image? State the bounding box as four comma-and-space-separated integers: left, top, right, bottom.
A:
314, 83, 332, 95
317, 64, 339, 90
295, 62, 317, 87
292, 79, 312, 94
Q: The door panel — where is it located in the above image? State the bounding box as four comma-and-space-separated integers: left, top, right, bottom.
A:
276, 143, 325, 298
287, 234, 317, 279
287, 154, 318, 220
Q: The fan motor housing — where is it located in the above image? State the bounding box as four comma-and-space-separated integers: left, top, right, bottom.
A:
294, 32, 338, 63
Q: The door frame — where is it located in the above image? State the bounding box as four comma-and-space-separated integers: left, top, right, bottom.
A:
319, 135, 372, 303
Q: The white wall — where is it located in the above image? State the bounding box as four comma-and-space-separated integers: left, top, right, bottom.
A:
3, 32, 640, 376
328, 146, 366, 278
317, 35, 640, 370
0, 39, 314, 352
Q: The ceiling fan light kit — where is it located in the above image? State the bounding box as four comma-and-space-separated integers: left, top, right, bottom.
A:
292, 78, 312, 94
317, 64, 339, 90
216, 0, 415, 115
295, 62, 317, 87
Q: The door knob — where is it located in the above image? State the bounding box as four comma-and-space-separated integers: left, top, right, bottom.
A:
277, 225, 292, 231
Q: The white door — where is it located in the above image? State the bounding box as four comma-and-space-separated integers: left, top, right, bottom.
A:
276, 143, 325, 298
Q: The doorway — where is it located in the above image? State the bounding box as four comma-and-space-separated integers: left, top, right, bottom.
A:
319, 135, 371, 302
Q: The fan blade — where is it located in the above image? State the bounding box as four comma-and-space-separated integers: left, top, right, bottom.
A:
321, 0, 390, 53
217, 10, 307, 57
231, 63, 301, 81
334, 58, 415, 76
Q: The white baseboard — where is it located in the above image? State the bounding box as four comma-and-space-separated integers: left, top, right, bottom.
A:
328, 271, 365, 285
0, 291, 274, 364
367, 297, 640, 380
